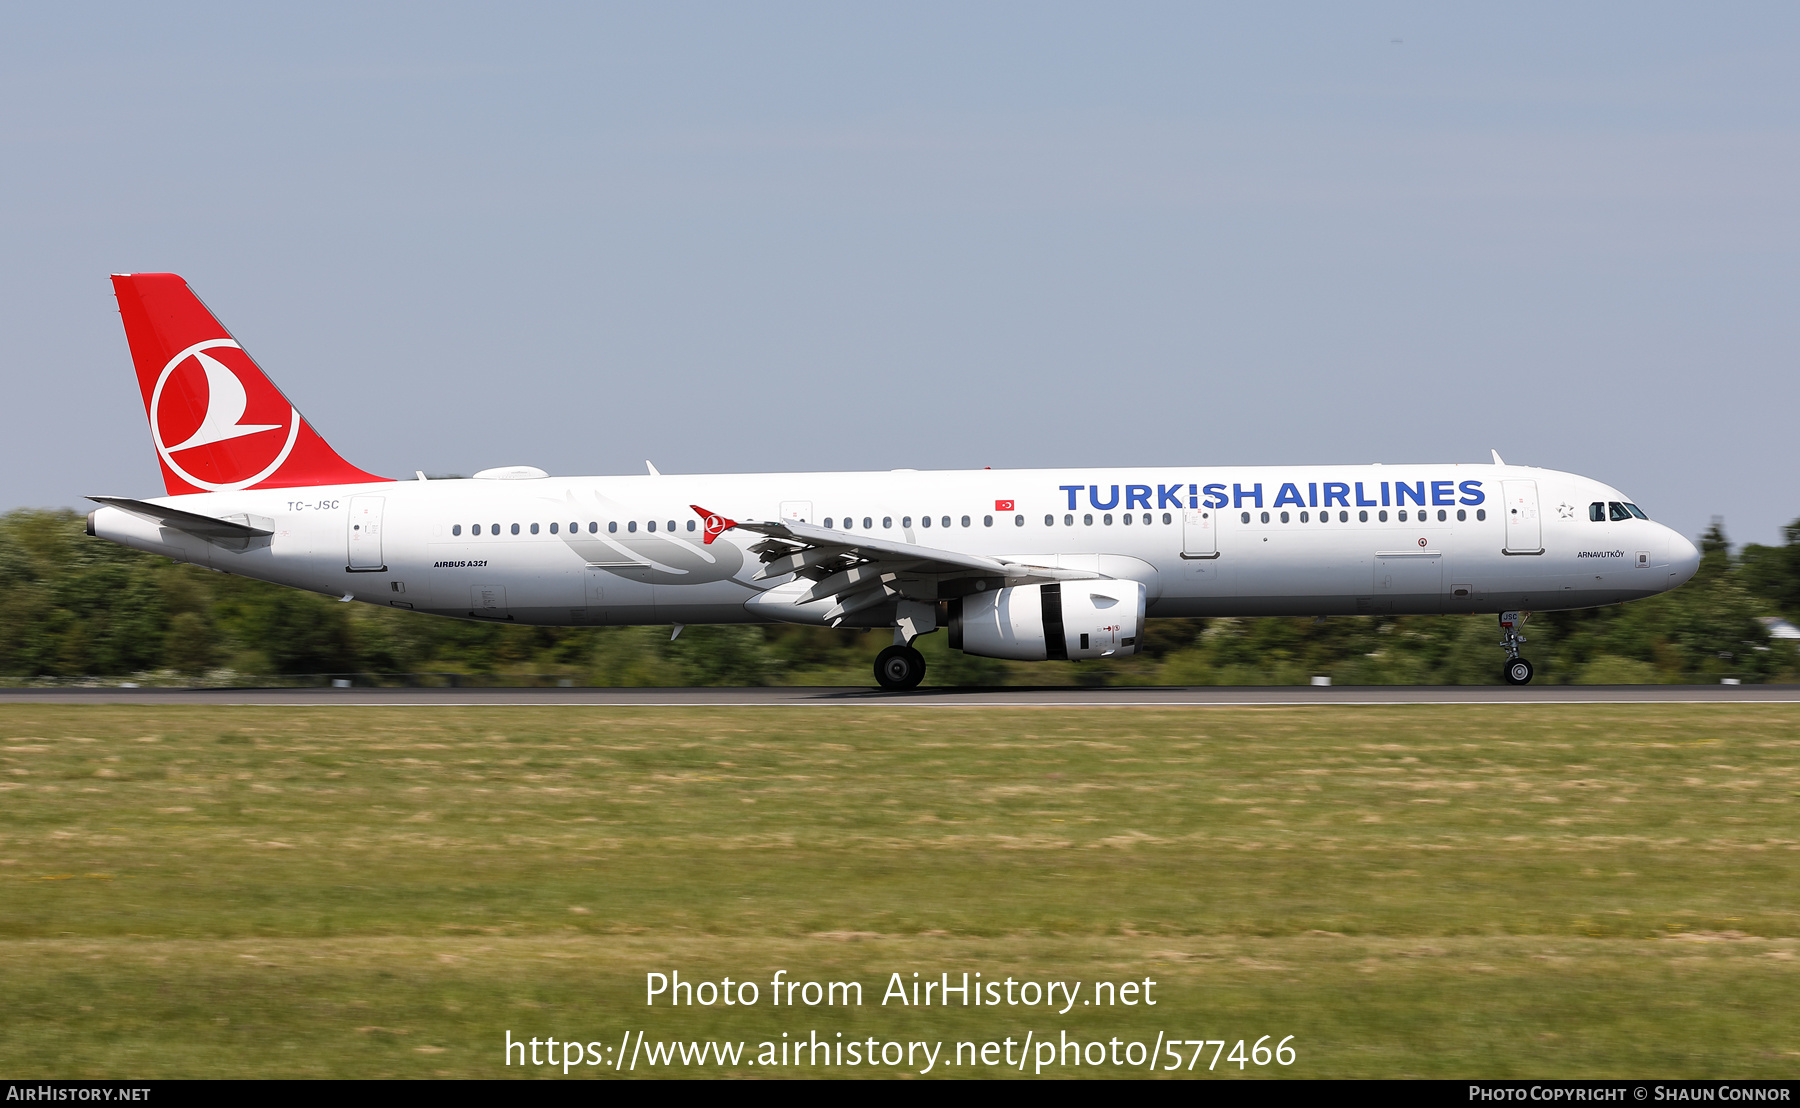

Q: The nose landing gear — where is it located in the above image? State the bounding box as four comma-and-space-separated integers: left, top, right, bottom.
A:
1500, 611, 1533, 685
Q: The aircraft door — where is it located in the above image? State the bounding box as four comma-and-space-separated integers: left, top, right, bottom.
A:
585, 560, 654, 623
1502, 480, 1542, 554
1374, 552, 1443, 613
1181, 508, 1217, 558
347, 496, 385, 570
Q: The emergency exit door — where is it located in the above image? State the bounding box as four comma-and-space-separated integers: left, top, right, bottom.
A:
1502, 480, 1542, 554
1181, 508, 1217, 558
347, 496, 385, 570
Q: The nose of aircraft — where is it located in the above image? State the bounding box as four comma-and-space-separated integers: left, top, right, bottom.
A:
1665, 526, 1701, 589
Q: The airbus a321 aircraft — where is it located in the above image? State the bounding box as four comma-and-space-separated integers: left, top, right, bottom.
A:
88, 274, 1701, 689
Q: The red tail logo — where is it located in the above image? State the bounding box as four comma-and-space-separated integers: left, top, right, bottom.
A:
690, 505, 738, 545
113, 274, 388, 495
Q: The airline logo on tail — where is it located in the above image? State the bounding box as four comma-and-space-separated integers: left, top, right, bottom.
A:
112, 273, 388, 495
150, 339, 299, 491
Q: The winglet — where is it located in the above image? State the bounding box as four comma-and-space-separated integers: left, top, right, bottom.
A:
690, 505, 739, 545
1491, 449, 1506, 466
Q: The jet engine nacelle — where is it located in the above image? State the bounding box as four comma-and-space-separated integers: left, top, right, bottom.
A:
950, 580, 1146, 661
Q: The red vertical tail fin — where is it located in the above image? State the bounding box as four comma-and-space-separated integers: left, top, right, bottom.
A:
111, 273, 388, 495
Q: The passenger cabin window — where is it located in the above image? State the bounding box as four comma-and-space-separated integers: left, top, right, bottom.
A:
1260, 511, 1271, 524
647, 520, 656, 532
1162, 512, 1172, 524
1609, 502, 1633, 522
920, 515, 931, 527
1241, 512, 1251, 524
1476, 509, 1486, 521
1397, 510, 1408, 522
902, 516, 912, 528
510, 523, 520, 535
1300, 511, 1309, 523
1436, 509, 1446, 522
942, 516, 951, 528
1103, 513, 1113, 525
823, 518, 833, 529
1015, 515, 1024, 526
1456, 509, 1465, 522
687, 520, 697, 532
882, 517, 892, 528
1379, 510, 1387, 522
628, 521, 637, 533
452, 524, 462, 536
864, 517, 873, 529
530, 523, 540, 534
549, 523, 558, 534
1359, 510, 1368, 522
961, 515, 971, 528
983, 515, 993, 527
1590, 502, 1606, 522
1084, 514, 1094, 526
1065, 514, 1074, 526
606, 522, 615, 533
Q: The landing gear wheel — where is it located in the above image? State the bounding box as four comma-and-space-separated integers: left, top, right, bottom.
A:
874, 645, 927, 691
1504, 658, 1534, 686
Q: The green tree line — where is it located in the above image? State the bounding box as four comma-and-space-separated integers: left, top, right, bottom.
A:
1, 509, 1795, 686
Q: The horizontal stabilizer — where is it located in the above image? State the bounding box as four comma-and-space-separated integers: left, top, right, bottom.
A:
87, 495, 273, 542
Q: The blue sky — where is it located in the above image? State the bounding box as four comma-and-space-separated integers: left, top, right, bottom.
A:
3, 3, 1796, 545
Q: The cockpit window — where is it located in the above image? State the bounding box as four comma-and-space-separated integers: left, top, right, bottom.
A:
1625, 503, 1647, 520
1609, 502, 1633, 522
1590, 502, 1605, 522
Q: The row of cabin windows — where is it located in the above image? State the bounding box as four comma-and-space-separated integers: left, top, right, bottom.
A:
1590, 501, 1649, 522
818, 513, 1178, 529
1241, 508, 1488, 525
451, 520, 699, 537
448, 512, 1187, 537
447, 507, 1509, 537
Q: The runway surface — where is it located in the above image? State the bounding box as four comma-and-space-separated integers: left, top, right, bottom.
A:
1, 685, 1795, 706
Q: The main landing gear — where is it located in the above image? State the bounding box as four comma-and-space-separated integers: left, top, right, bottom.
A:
1500, 610, 1534, 685
874, 644, 927, 691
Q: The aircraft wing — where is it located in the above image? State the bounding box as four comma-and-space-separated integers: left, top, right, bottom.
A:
705, 510, 1094, 623
87, 495, 274, 543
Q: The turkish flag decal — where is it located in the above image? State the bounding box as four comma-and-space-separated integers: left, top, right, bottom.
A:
995, 499, 1015, 511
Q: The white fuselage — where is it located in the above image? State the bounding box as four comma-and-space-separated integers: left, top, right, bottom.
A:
89, 463, 1701, 627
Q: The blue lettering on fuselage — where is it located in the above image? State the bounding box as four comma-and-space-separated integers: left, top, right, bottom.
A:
1054, 478, 1486, 512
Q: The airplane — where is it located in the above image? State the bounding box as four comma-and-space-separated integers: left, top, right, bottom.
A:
86, 273, 1703, 689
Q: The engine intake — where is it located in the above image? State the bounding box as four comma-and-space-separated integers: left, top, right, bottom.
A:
950, 580, 1145, 661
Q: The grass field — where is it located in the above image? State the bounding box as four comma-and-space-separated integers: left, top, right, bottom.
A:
2, 704, 1797, 1079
